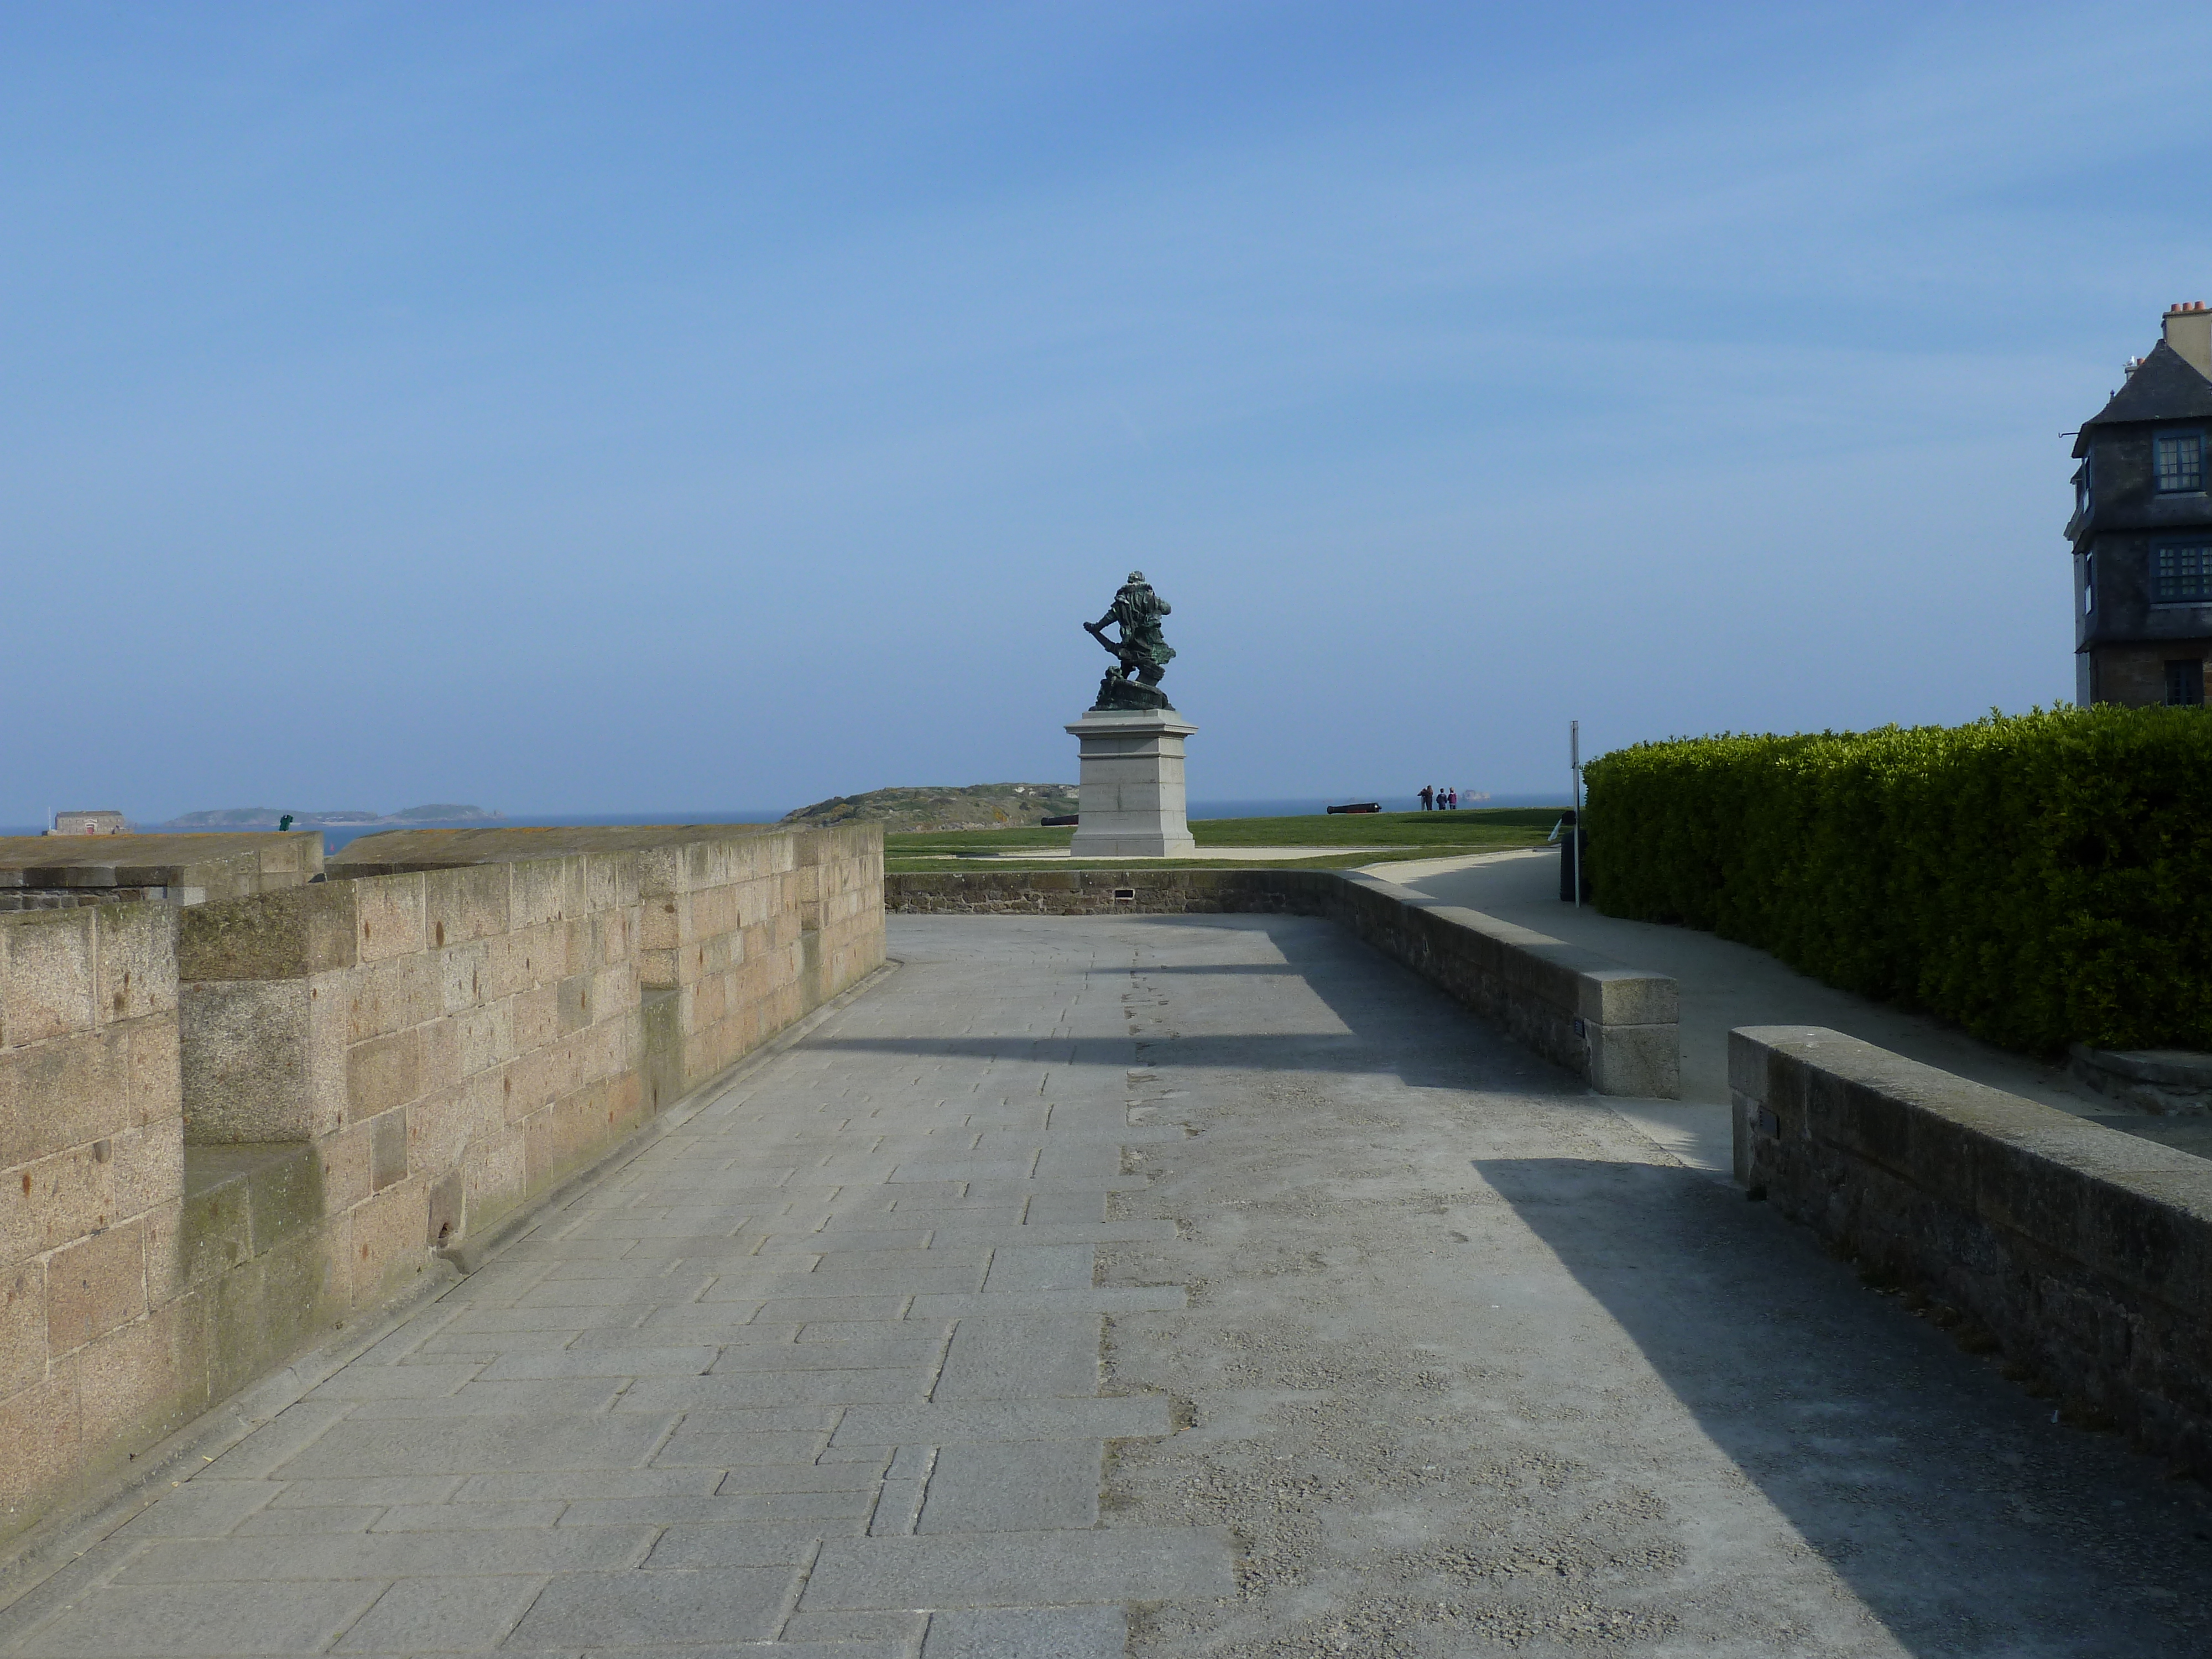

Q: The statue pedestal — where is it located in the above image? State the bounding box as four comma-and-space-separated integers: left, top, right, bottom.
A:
1066, 707, 1198, 858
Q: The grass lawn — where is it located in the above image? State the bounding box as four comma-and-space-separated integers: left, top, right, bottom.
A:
883, 807, 1562, 872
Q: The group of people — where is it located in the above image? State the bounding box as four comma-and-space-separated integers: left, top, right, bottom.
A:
1417, 785, 1462, 811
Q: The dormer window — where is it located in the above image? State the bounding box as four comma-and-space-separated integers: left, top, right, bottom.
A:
2153, 542, 2212, 603
2156, 430, 2204, 493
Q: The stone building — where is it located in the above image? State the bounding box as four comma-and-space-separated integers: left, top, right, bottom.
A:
49, 810, 126, 835
2071, 302, 2212, 705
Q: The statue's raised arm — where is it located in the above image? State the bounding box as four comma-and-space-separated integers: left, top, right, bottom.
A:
1082, 571, 1177, 711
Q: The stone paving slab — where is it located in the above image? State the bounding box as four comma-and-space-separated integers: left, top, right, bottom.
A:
921, 1604, 1126, 1659
803, 1528, 1236, 1609
12, 911, 2212, 1656
0, 916, 1238, 1654
0, 917, 1253, 1654
24, 1580, 387, 1657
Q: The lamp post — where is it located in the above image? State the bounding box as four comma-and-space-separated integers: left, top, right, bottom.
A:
1569, 721, 1583, 908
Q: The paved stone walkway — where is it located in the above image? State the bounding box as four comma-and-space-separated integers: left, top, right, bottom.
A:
1394, 851, 2212, 1165
6, 915, 2212, 1656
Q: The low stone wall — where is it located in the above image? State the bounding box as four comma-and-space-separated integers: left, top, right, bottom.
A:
635, 825, 882, 1095
886, 868, 1677, 1097
0, 826, 884, 1547
177, 854, 650, 1267
332, 825, 883, 1105
889, 868, 1303, 916
1733, 1026, 2212, 1475
0, 832, 324, 911
1316, 872, 1678, 1099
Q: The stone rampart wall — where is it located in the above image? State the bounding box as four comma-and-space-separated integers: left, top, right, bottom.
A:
0, 826, 883, 1546
886, 868, 1677, 1097
0, 904, 185, 1541
632, 825, 884, 1097
803, 824, 891, 1029
1733, 1025, 2212, 1477
177, 855, 648, 1264
334, 824, 884, 1104
0, 832, 324, 912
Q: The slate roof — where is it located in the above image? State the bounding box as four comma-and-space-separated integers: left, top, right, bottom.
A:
2074, 340, 2212, 456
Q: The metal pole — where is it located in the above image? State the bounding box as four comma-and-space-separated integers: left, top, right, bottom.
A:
1569, 721, 1581, 907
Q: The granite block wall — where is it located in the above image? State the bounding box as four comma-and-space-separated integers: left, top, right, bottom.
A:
336, 824, 885, 1107
0, 904, 192, 1540
1734, 1026, 2212, 1478
0, 832, 324, 912
176, 854, 646, 1271
0, 826, 884, 1548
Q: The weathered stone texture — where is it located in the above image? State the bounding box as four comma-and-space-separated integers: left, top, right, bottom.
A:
0, 904, 188, 1539
0, 832, 322, 910
1, 825, 884, 1549
1734, 1025, 2212, 1478
333, 825, 881, 1101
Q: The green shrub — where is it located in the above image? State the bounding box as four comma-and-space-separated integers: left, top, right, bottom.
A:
1582, 707, 2212, 1054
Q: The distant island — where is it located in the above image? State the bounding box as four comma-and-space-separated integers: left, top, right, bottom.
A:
781, 784, 1077, 833
158, 804, 502, 830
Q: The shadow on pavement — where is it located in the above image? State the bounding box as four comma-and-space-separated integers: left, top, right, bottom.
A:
1473, 1153, 2212, 1656
851, 914, 1579, 1096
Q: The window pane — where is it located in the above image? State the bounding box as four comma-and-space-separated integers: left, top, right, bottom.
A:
2154, 544, 2212, 602
2156, 432, 2204, 492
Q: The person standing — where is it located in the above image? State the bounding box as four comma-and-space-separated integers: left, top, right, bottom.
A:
1418, 785, 1434, 811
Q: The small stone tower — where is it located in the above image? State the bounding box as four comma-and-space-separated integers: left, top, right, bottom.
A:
2071, 302, 2212, 705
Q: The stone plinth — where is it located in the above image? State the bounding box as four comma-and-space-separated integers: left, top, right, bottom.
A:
1067, 707, 1198, 858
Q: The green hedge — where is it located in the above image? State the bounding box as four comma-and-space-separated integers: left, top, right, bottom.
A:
1582, 708, 2212, 1055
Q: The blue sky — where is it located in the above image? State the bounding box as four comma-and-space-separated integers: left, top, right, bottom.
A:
6, 2, 2208, 821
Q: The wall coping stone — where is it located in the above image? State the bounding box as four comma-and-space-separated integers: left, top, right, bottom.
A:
328, 824, 790, 872
0, 833, 322, 894
1732, 1023, 2212, 1476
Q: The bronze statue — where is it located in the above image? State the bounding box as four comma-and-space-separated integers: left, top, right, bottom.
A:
1083, 571, 1177, 711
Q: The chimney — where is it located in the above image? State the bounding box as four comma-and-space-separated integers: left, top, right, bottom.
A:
2165, 300, 2212, 378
